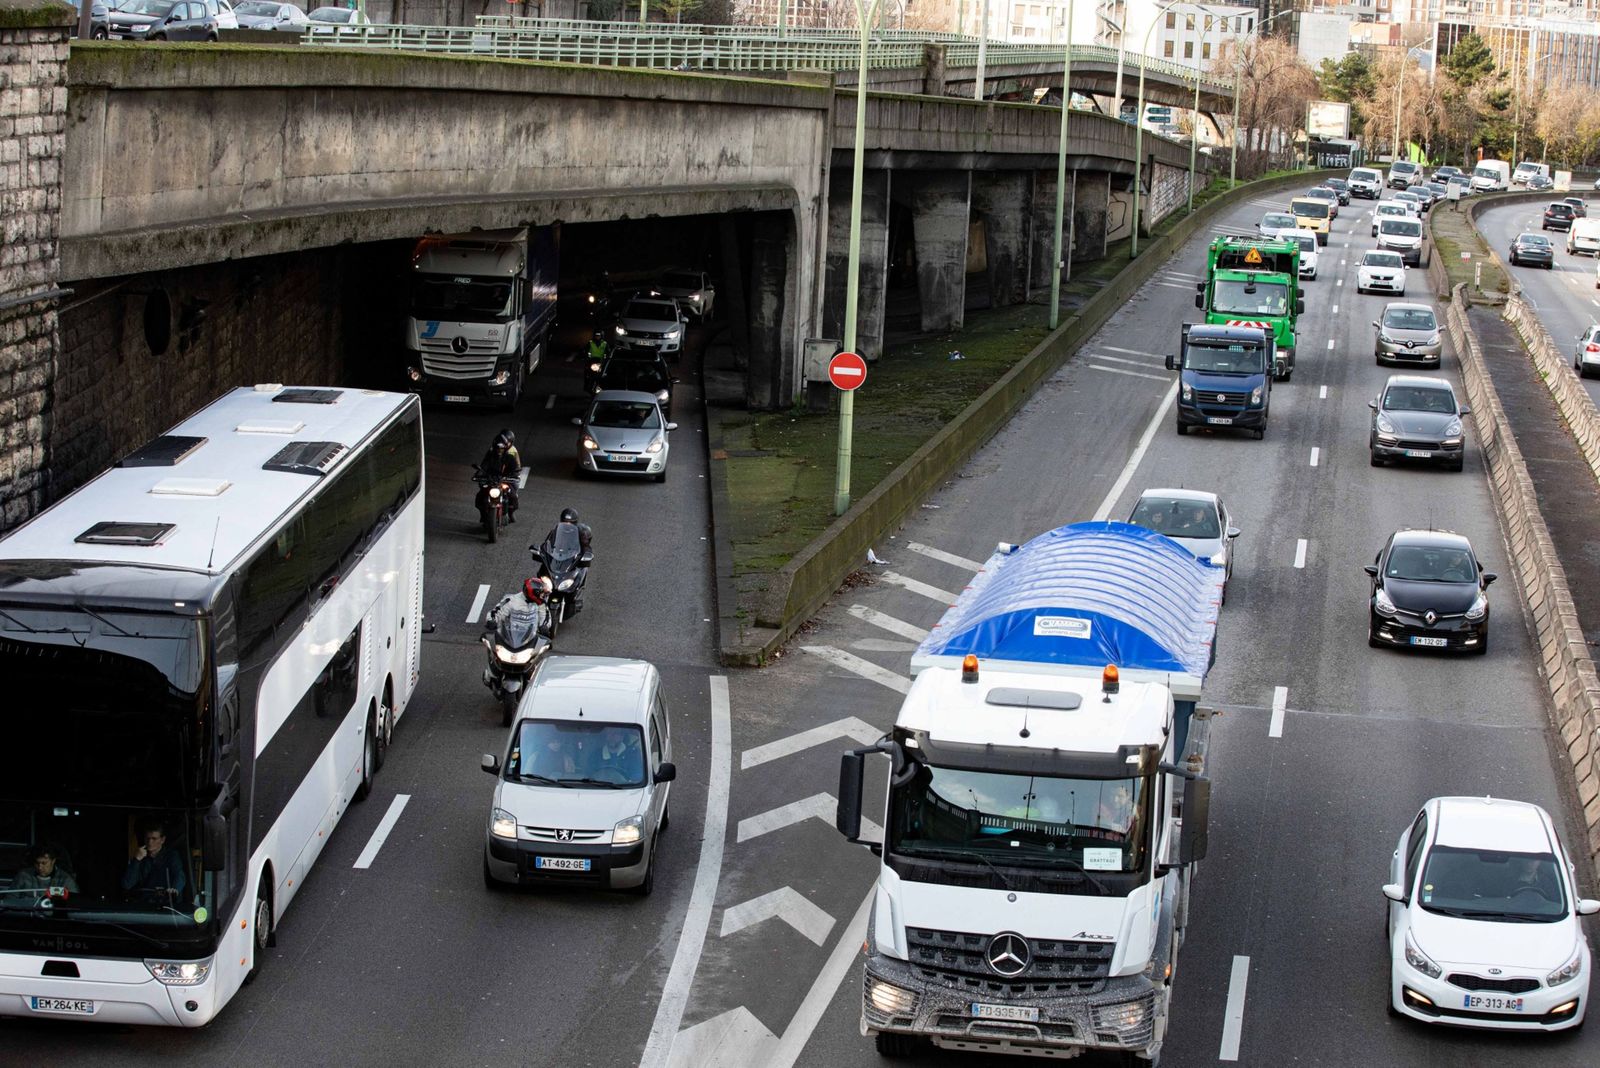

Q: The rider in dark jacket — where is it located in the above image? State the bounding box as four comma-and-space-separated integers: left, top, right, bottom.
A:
477, 429, 521, 522
538, 508, 593, 611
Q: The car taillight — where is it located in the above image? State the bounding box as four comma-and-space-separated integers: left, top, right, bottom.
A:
1587, 344, 1599, 354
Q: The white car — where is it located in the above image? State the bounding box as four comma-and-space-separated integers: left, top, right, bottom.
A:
1357, 250, 1407, 296
1284, 228, 1319, 279
1385, 796, 1597, 1032
1371, 201, 1411, 236
1257, 211, 1298, 240
1126, 488, 1239, 599
1575, 325, 1600, 377
1392, 191, 1426, 216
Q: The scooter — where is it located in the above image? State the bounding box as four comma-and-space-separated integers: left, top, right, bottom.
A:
474, 475, 513, 544
482, 603, 551, 726
535, 526, 592, 634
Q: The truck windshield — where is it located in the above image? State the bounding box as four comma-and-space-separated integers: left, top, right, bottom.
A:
1211, 280, 1289, 316
411, 276, 514, 320
1291, 201, 1329, 219
1183, 341, 1264, 374
888, 762, 1150, 892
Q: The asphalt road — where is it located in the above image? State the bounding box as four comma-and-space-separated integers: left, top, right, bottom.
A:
1475, 196, 1600, 407
6, 193, 1598, 1068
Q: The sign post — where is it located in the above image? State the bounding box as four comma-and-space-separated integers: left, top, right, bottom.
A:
831, 351, 867, 515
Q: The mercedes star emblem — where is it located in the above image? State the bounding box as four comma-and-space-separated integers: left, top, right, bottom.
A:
986, 933, 1031, 978
557, 828, 573, 842
452, 335, 468, 354
1424, 610, 1438, 626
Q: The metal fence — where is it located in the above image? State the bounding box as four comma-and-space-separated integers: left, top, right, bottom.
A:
301, 18, 1232, 94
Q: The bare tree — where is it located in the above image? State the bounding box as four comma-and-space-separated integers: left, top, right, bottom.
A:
1212, 38, 1317, 176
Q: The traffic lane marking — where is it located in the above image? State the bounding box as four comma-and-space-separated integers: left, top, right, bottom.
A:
1089, 363, 1169, 382
1088, 353, 1161, 367
847, 605, 928, 642
352, 794, 411, 870
879, 571, 958, 605
719, 887, 836, 946
1293, 539, 1308, 569
740, 717, 880, 771
735, 793, 881, 843
802, 645, 912, 694
1091, 380, 1179, 522
466, 583, 491, 623
1219, 955, 1251, 1060
1269, 686, 1288, 738
906, 541, 984, 572
1309, 447, 1319, 467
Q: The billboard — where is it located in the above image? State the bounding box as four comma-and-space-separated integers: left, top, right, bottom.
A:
1307, 100, 1352, 140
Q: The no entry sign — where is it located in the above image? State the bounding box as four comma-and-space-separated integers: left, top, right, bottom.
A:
828, 351, 867, 391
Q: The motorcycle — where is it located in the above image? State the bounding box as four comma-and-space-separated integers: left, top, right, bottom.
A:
474, 474, 513, 544
535, 524, 592, 635
482, 601, 551, 726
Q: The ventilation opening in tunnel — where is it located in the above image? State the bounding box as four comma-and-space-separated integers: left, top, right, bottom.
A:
142, 289, 171, 357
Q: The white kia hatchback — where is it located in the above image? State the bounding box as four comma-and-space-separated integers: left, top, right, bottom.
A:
1385, 796, 1597, 1031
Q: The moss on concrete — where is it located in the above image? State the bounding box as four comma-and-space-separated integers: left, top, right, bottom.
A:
0, 0, 74, 29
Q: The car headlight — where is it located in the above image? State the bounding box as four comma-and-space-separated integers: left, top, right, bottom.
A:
581, 436, 599, 451
1547, 945, 1585, 986
589, 362, 602, 372
1180, 381, 1192, 401
1427, 333, 1442, 347
495, 644, 536, 665
655, 389, 670, 402
613, 816, 644, 845
146, 959, 212, 986
1378, 333, 1394, 346
1374, 586, 1398, 617
490, 808, 518, 839
132, 23, 149, 31
1375, 413, 1395, 434
690, 293, 701, 302
1250, 386, 1263, 405
614, 325, 626, 336
645, 438, 665, 454
1404, 933, 1442, 979
557, 578, 574, 591
1464, 592, 1489, 621
1443, 418, 1462, 438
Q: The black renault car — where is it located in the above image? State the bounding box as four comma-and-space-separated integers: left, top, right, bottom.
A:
1365, 530, 1495, 654
590, 354, 675, 415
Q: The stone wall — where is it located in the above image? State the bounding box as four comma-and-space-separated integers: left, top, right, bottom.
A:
0, 0, 71, 531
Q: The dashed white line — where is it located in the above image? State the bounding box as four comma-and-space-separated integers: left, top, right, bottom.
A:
1319, 385, 1328, 399
1326, 339, 1335, 350
1089, 363, 1169, 382
1293, 539, 1308, 569
1219, 955, 1252, 1060
352, 794, 411, 870
880, 572, 959, 605
516, 466, 529, 489
545, 393, 556, 410
802, 645, 913, 694
1337, 278, 1345, 287
907, 541, 984, 572
1092, 381, 1180, 521
1309, 447, 1320, 467
1331, 304, 1339, 314
1088, 353, 1159, 368
847, 604, 929, 642
1269, 686, 1288, 739
1099, 344, 1158, 357
466, 583, 491, 623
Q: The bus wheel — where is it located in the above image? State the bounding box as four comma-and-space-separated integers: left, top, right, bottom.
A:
354, 706, 377, 801
245, 881, 273, 983
375, 681, 394, 772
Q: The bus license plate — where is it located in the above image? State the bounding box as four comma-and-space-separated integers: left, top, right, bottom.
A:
534, 857, 591, 871
1464, 994, 1523, 1012
1410, 636, 1448, 647
30, 997, 94, 1015
442, 395, 470, 404
970, 1002, 1039, 1022
1206, 417, 1234, 426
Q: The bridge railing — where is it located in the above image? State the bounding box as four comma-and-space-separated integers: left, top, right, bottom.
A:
473, 15, 970, 42
301, 22, 1232, 93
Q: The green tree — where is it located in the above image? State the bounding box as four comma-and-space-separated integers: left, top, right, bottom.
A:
1442, 33, 1496, 89
1318, 52, 1374, 137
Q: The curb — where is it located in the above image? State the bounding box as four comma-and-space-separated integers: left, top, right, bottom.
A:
714, 167, 1336, 666
1445, 285, 1600, 877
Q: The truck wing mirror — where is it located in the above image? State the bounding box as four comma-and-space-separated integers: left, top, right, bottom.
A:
1178, 777, 1210, 864
1195, 282, 1205, 292
1164, 353, 1179, 370
1295, 297, 1306, 316
202, 810, 228, 871
1193, 294, 1204, 310
836, 751, 864, 840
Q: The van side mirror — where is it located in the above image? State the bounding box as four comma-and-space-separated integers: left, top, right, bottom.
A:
481, 753, 500, 775
654, 761, 677, 784
202, 811, 228, 871
1226, 527, 1240, 540
836, 751, 864, 840
1178, 777, 1210, 864
1577, 899, 1600, 916
1165, 353, 1179, 370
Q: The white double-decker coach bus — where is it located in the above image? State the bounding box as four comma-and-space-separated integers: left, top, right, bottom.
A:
0, 384, 424, 1026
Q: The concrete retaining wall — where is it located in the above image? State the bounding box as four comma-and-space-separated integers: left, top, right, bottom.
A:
1445, 285, 1600, 876
719, 168, 1335, 664
1503, 296, 1600, 491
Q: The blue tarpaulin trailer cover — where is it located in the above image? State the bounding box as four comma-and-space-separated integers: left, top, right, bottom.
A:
909, 522, 1224, 697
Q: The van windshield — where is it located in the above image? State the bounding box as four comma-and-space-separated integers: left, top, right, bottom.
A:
1291, 201, 1329, 219
1474, 166, 1499, 179
1352, 169, 1380, 182
1185, 341, 1266, 374
1380, 219, 1422, 238
507, 720, 647, 788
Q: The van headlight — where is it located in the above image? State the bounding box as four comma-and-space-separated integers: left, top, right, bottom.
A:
1374, 587, 1398, 617
1464, 592, 1489, 622
1404, 933, 1442, 978
613, 816, 645, 845
490, 808, 518, 839
146, 959, 212, 986
1180, 381, 1192, 401
1547, 945, 1585, 986
1250, 386, 1263, 405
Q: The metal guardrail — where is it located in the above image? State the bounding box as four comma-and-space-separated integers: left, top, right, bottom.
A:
474, 15, 970, 42
302, 22, 1232, 93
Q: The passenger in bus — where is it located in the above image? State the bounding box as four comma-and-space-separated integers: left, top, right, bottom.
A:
14, 845, 79, 894
121, 823, 187, 901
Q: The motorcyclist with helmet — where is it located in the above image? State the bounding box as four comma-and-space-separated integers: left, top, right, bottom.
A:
476, 430, 521, 523
537, 508, 593, 613
484, 575, 554, 641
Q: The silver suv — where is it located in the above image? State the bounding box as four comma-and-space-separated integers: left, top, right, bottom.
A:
1374, 303, 1443, 367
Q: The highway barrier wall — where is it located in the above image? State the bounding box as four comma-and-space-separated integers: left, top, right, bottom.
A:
1445, 284, 1600, 875
1503, 296, 1600, 491
716, 168, 1335, 665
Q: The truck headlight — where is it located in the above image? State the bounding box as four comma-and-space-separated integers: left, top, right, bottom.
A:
1180, 381, 1192, 401
495, 644, 536, 665
1374, 587, 1398, 617
1404, 933, 1442, 979
865, 976, 917, 1015
490, 370, 510, 386
1092, 999, 1150, 1033
146, 959, 212, 986
613, 816, 644, 845
406, 365, 423, 382
1250, 386, 1263, 405
491, 808, 518, 839
1547, 945, 1584, 986
1464, 592, 1489, 622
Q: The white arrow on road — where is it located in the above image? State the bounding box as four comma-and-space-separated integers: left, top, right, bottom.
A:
719, 887, 836, 946
736, 793, 882, 844
740, 717, 880, 771
667, 1007, 777, 1068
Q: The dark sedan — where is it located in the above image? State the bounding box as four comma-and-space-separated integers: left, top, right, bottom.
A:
1509, 231, 1555, 268
1365, 530, 1495, 655
591, 354, 676, 415
106, 0, 220, 39
1543, 201, 1577, 231
1368, 374, 1470, 470
1323, 178, 1352, 205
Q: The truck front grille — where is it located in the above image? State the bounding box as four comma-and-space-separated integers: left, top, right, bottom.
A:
905, 927, 1114, 996
419, 338, 500, 379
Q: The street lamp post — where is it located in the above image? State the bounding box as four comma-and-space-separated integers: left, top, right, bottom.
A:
1050, 0, 1077, 330
1131, 0, 1185, 259
834, 0, 888, 516
1188, 13, 1209, 213
975, 0, 991, 101
1392, 44, 1426, 165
